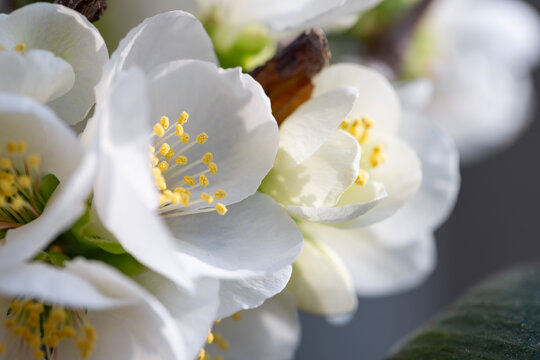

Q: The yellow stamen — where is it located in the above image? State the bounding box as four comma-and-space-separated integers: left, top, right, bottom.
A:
214, 190, 227, 200
174, 124, 184, 137
16, 141, 26, 153
231, 312, 242, 321
197, 133, 209, 144
14, 43, 25, 55
0, 158, 11, 169
201, 193, 214, 204
199, 174, 209, 187
180, 133, 190, 144
369, 145, 386, 168
158, 161, 169, 172
208, 162, 218, 174
206, 330, 215, 344
355, 169, 369, 186
202, 152, 213, 165
215, 203, 227, 215
184, 176, 196, 186
165, 149, 175, 159
160, 116, 170, 129
178, 112, 189, 124
27, 155, 40, 168
153, 124, 165, 137
159, 143, 171, 156
176, 156, 188, 165
6, 141, 16, 154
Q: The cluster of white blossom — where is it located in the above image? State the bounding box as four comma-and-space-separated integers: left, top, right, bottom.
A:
11, 0, 538, 358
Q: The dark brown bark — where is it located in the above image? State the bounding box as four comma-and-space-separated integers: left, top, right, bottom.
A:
251, 29, 331, 125
54, 0, 107, 22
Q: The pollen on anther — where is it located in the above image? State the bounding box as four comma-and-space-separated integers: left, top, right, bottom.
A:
208, 162, 218, 174
176, 156, 188, 165
199, 174, 209, 187
158, 161, 169, 172
14, 43, 26, 54
184, 176, 196, 186
160, 116, 170, 129
178, 112, 189, 124
174, 124, 184, 137
214, 189, 226, 200
165, 149, 175, 159
201, 192, 213, 204
180, 133, 190, 144
0, 158, 11, 169
215, 203, 227, 215
355, 169, 369, 186
153, 124, 165, 137
27, 154, 41, 168
197, 133, 209, 144
159, 143, 171, 156
6, 141, 16, 154
202, 152, 213, 164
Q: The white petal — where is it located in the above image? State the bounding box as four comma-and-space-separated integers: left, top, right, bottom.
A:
0, 3, 108, 124
0, 49, 74, 103
135, 271, 220, 360
147, 60, 278, 207
299, 222, 436, 296
0, 94, 94, 268
261, 130, 360, 208
90, 69, 197, 289
338, 136, 422, 227
301, 0, 382, 29
217, 266, 292, 318
209, 292, 300, 360
103, 10, 216, 83
64, 259, 186, 360
366, 111, 459, 248
276, 86, 358, 169
98, 0, 197, 51
164, 193, 303, 279
312, 63, 401, 136
287, 237, 357, 315
396, 79, 434, 110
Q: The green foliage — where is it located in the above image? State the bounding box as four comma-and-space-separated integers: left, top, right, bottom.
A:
388, 265, 540, 359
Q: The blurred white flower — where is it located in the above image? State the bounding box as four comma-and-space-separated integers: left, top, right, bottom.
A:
0, 93, 95, 269
0, 258, 189, 360
261, 63, 459, 316
0, 3, 108, 125
87, 11, 303, 296
402, 0, 540, 164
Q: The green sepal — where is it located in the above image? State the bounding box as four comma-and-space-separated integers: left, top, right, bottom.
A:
38, 174, 60, 203
388, 265, 540, 359
34, 250, 70, 267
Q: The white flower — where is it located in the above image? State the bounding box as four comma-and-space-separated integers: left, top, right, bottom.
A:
401, 0, 540, 164
0, 93, 95, 269
0, 258, 189, 359
0, 3, 108, 125
88, 11, 303, 293
261, 63, 459, 316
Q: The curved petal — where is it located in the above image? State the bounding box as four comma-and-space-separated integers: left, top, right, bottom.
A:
339, 136, 422, 227
261, 130, 360, 208
287, 237, 357, 315
301, 0, 382, 29
0, 94, 94, 268
217, 266, 292, 318
0, 49, 74, 103
312, 63, 401, 136
164, 193, 303, 279
299, 222, 437, 297
62, 259, 186, 360
0, 3, 108, 124
147, 60, 278, 207
135, 271, 220, 360
208, 292, 300, 360
102, 10, 216, 86
276, 86, 358, 169
366, 111, 459, 248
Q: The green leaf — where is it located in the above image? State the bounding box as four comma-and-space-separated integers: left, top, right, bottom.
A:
38, 174, 60, 202
388, 265, 540, 360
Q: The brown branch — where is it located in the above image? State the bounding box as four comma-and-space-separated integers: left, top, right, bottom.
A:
54, 0, 107, 22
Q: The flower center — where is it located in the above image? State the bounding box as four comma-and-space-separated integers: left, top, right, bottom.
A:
149, 112, 228, 218
1, 299, 97, 359
0, 43, 27, 55
339, 117, 387, 186
0, 141, 52, 240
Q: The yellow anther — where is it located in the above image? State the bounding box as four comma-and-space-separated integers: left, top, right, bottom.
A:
184, 176, 196, 186
16, 141, 26, 153
369, 145, 386, 168
359, 117, 373, 144
165, 149, 175, 159
0, 343, 5, 355
60, 326, 76, 338
160, 116, 170, 129
153, 123, 165, 137
176, 155, 188, 165
50, 308, 66, 323
84, 325, 97, 341
158, 161, 169, 172
170, 193, 181, 204
214, 356, 223, 360
0, 158, 11, 169
216, 338, 229, 351
180, 193, 190, 207
355, 169, 369, 186
180, 133, 190, 144
14, 43, 26, 54
152, 167, 162, 177
197, 133, 209, 144
6, 141, 16, 153
201, 192, 214, 204
0, 45, 5, 51
163, 190, 173, 199
18, 175, 31, 187
199, 174, 209, 187
178, 112, 189, 124
215, 203, 227, 215
174, 187, 188, 194
33, 349, 44, 359
4, 319, 15, 328
208, 162, 218, 174
231, 312, 242, 321
174, 124, 184, 137
202, 152, 213, 164
206, 330, 215, 344
27, 154, 41, 168
339, 119, 349, 130
159, 143, 171, 156
214, 189, 227, 200
159, 194, 168, 206
197, 349, 207, 360
11, 196, 24, 211
152, 156, 159, 167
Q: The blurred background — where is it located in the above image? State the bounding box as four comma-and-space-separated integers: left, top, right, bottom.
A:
297, 0, 540, 358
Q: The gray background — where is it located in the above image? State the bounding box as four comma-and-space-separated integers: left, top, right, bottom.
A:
296, 0, 540, 358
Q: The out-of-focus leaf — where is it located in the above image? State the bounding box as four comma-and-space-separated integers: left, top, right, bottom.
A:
388, 265, 540, 359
